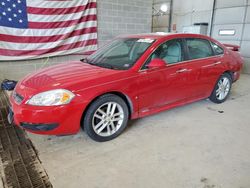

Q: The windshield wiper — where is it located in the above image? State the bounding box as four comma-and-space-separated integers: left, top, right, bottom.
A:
80, 58, 97, 66
97, 63, 117, 70
80, 58, 116, 70
80, 58, 89, 63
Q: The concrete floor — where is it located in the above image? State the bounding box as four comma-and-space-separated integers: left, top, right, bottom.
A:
28, 74, 250, 188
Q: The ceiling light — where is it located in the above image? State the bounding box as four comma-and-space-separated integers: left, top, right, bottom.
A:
160, 4, 168, 13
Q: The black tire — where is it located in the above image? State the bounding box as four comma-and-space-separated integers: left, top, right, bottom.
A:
209, 73, 232, 104
83, 94, 129, 142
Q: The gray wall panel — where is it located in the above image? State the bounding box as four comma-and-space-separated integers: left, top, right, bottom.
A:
176, 13, 192, 32
173, 0, 213, 33
212, 24, 243, 41
98, 0, 153, 46
246, 6, 250, 23
243, 24, 250, 40
243, 58, 250, 73
153, 15, 170, 28
152, 0, 171, 32
192, 11, 212, 24
214, 7, 245, 25
217, 40, 241, 46
240, 41, 250, 57
192, 0, 214, 12
152, 27, 169, 32
216, 0, 247, 8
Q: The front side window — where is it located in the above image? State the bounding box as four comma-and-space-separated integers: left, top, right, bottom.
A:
85, 38, 154, 70
142, 39, 184, 69
186, 38, 213, 60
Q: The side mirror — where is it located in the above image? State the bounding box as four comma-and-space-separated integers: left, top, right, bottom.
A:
147, 58, 167, 69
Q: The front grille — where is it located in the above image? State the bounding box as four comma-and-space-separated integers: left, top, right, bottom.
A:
13, 91, 24, 104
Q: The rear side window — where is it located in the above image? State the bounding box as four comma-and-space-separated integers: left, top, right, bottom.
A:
186, 38, 213, 60
211, 42, 224, 55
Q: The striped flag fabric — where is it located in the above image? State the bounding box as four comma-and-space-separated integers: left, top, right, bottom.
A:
0, 0, 98, 61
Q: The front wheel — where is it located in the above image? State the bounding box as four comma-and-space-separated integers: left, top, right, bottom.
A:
83, 94, 129, 142
209, 73, 232, 104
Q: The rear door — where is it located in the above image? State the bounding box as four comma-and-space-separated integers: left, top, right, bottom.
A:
183, 38, 225, 99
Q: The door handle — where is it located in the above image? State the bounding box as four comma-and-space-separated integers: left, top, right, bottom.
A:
176, 68, 189, 73
214, 61, 222, 65
202, 61, 222, 68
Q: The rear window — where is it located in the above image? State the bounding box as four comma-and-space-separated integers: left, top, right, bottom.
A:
211, 42, 224, 55
186, 38, 213, 60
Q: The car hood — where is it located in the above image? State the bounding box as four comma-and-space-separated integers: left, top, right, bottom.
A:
19, 61, 124, 92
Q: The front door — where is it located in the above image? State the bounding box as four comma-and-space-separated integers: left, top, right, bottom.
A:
137, 38, 190, 117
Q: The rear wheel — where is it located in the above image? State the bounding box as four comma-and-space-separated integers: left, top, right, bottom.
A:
83, 94, 129, 142
209, 73, 232, 104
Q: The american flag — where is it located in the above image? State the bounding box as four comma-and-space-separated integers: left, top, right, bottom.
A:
0, 0, 98, 60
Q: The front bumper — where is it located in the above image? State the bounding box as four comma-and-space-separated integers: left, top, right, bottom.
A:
10, 95, 87, 135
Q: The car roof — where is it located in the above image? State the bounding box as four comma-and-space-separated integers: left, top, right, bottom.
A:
119, 33, 211, 40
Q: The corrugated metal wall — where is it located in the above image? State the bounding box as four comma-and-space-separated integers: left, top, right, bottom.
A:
211, 0, 250, 73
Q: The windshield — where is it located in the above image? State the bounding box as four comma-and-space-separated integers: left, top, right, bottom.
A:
84, 38, 155, 70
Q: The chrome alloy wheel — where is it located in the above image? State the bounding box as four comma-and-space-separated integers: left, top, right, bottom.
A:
216, 77, 231, 100
92, 102, 124, 137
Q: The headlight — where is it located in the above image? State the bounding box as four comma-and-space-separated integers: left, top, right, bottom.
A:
26, 89, 75, 106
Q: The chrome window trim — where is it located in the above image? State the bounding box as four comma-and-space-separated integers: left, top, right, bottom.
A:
139, 54, 224, 72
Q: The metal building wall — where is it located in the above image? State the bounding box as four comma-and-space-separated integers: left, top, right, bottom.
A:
211, 0, 250, 74
152, 0, 171, 32
172, 0, 214, 34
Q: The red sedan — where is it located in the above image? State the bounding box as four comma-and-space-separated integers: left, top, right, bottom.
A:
10, 33, 243, 142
